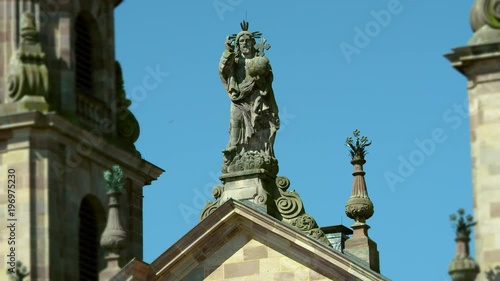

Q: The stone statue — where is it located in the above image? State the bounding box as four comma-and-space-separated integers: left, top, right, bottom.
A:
201, 23, 331, 246
218, 21, 280, 174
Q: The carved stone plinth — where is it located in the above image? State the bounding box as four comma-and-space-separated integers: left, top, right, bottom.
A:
199, 173, 331, 246
344, 223, 379, 273
219, 169, 278, 214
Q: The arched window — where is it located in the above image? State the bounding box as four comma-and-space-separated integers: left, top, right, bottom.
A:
75, 13, 100, 96
79, 196, 105, 281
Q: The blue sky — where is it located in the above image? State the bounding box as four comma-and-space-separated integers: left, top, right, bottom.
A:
115, 1, 474, 280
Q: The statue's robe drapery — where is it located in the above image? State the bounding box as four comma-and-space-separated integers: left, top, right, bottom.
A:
219, 50, 279, 156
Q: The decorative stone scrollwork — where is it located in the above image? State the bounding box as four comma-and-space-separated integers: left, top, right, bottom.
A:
115, 61, 140, 149
290, 214, 315, 231
254, 187, 268, 206
276, 191, 303, 220
212, 184, 224, 199
345, 197, 374, 222
200, 185, 225, 221
6, 12, 49, 102
276, 176, 290, 190
222, 150, 278, 175
470, 0, 500, 31
274, 176, 330, 246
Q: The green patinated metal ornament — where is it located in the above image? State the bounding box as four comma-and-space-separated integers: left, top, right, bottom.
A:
346, 129, 372, 160
7, 261, 29, 281
448, 209, 479, 281
103, 165, 124, 194
450, 208, 476, 238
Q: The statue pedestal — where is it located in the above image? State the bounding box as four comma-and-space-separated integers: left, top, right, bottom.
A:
219, 169, 278, 214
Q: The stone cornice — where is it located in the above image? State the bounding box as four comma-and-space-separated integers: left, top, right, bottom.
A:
445, 42, 500, 75
0, 111, 163, 185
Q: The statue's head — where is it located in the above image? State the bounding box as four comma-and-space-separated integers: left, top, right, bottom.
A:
232, 20, 261, 58
235, 31, 256, 57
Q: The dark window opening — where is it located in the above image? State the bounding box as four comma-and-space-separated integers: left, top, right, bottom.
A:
79, 198, 99, 281
75, 15, 94, 95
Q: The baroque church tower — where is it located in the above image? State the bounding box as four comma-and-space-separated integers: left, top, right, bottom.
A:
0, 1, 163, 280
446, 0, 500, 280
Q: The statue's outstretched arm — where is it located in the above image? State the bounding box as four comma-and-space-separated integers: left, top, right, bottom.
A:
219, 49, 234, 88
219, 36, 235, 89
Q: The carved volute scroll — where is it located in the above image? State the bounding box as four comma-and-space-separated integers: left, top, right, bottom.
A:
6, 12, 49, 102
274, 176, 331, 246
470, 0, 500, 31
469, 0, 500, 44
199, 185, 224, 221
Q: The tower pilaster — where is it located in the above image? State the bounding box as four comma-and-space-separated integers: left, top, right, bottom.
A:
0, 1, 163, 280
446, 2, 500, 279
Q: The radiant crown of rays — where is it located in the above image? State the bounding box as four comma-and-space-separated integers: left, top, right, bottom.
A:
229, 20, 262, 47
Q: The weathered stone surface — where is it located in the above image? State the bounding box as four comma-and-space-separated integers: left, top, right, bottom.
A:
100, 165, 128, 280
5, 12, 49, 108
200, 173, 331, 246
343, 130, 379, 272
0, 112, 163, 280
145, 201, 389, 280
469, 0, 500, 45
219, 21, 279, 176
200, 21, 331, 248
446, 43, 500, 281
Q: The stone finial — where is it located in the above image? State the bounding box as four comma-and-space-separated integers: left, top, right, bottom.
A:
345, 130, 374, 223
469, 0, 500, 44
6, 11, 49, 103
448, 209, 480, 281
100, 165, 128, 280
274, 176, 331, 246
6, 261, 29, 281
344, 130, 379, 273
